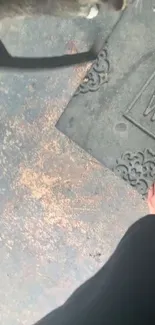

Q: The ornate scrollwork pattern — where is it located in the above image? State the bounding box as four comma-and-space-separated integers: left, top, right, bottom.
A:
114, 149, 155, 196
74, 48, 110, 96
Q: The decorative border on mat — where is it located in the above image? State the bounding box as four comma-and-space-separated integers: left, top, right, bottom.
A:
74, 47, 110, 96
114, 149, 155, 196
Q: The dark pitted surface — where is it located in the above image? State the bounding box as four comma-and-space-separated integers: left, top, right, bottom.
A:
0, 9, 147, 325
57, 1, 155, 197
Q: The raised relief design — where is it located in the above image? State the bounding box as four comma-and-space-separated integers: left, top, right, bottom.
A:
74, 48, 110, 96
114, 149, 155, 196
124, 70, 155, 139
143, 90, 155, 121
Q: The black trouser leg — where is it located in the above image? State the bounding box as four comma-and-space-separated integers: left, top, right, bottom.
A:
35, 215, 155, 325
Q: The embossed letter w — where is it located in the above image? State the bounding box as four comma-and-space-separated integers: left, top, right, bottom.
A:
144, 91, 155, 121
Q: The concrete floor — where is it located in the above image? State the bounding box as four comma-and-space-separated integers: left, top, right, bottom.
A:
0, 14, 148, 325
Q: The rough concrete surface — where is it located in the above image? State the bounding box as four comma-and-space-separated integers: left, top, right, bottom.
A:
0, 10, 148, 325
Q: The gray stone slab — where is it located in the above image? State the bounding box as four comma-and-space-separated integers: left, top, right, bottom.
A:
57, 1, 155, 197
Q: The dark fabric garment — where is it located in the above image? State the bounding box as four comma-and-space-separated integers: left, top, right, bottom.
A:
35, 214, 155, 325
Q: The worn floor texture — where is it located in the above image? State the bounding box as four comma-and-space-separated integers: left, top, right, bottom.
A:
0, 9, 147, 325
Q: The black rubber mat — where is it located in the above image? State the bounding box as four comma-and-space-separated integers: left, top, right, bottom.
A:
57, 1, 155, 197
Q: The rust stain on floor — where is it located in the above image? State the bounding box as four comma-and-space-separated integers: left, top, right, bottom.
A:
0, 59, 103, 261
8, 110, 103, 258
